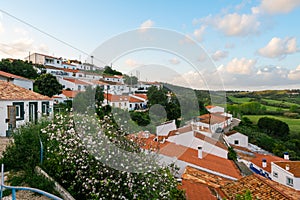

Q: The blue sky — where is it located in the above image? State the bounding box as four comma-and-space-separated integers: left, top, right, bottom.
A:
1, 0, 300, 90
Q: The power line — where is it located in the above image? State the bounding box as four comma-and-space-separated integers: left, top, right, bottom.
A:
0, 9, 108, 66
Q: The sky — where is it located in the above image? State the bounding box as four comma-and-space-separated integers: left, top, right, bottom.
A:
0, 0, 300, 90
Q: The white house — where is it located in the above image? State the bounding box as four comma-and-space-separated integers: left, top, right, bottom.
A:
166, 130, 228, 159
102, 75, 124, 84
57, 77, 91, 91
271, 161, 300, 190
156, 120, 177, 139
0, 80, 53, 137
104, 93, 129, 110
224, 130, 248, 148
205, 105, 225, 113
25, 53, 63, 68
0, 70, 33, 90
191, 113, 231, 133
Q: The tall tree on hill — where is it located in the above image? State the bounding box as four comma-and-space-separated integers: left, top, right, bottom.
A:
34, 74, 63, 97
103, 66, 122, 75
0, 59, 39, 79
257, 117, 289, 140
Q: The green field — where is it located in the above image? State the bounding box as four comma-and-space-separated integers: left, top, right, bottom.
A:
263, 105, 288, 112
244, 115, 300, 134
227, 96, 253, 104
262, 98, 299, 107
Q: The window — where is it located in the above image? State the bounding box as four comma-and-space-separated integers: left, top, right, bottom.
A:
234, 140, 239, 145
42, 102, 49, 116
286, 177, 293, 187
13, 102, 24, 120
273, 172, 278, 178
78, 85, 81, 90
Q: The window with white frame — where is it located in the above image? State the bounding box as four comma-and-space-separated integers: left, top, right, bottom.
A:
286, 177, 293, 187
13, 102, 24, 120
234, 140, 239, 145
273, 172, 278, 178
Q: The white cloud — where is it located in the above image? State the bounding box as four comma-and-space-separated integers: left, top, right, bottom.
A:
254, 0, 300, 14
139, 19, 154, 32
193, 25, 205, 41
169, 57, 180, 65
14, 27, 28, 35
211, 50, 228, 61
202, 13, 260, 36
170, 70, 206, 89
220, 57, 256, 75
258, 37, 298, 59
0, 22, 3, 33
125, 58, 140, 67
288, 64, 300, 80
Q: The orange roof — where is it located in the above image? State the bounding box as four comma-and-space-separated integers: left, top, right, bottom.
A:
136, 134, 241, 179
63, 78, 90, 85
0, 70, 30, 81
62, 68, 79, 73
61, 90, 80, 98
197, 113, 230, 125
133, 93, 148, 100
194, 131, 227, 150
104, 93, 129, 102
179, 179, 216, 200
129, 96, 144, 103
273, 161, 300, 177
205, 105, 216, 109
221, 174, 299, 200
225, 130, 238, 136
0, 80, 51, 100
248, 153, 285, 173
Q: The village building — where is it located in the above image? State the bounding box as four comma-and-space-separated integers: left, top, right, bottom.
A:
0, 80, 53, 137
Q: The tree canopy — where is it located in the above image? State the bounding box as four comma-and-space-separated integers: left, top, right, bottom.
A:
34, 73, 63, 97
257, 117, 289, 139
103, 66, 122, 75
123, 74, 138, 85
0, 59, 39, 79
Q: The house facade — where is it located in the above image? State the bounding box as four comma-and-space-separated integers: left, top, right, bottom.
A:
0, 70, 33, 90
271, 161, 300, 190
224, 130, 248, 148
0, 80, 53, 137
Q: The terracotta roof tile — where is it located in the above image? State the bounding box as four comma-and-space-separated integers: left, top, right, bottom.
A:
197, 113, 230, 125
61, 90, 80, 98
0, 70, 30, 81
63, 78, 91, 85
248, 153, 285, 173
133, 93, 147, 100
0, 80, 51, 100
179, 179, 216, 200
221, 174, 299, 200
273, 161, 300, 177
129, 96, 144, 103
194, 131, 228, 150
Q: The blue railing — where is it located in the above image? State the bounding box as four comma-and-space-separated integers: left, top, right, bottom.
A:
0, 164, 62, 200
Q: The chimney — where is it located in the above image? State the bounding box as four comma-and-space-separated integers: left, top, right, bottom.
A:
284, 152, 289, 160
285, 164, 290, 171
198, 146, 203, 159
262, 159, 267, 168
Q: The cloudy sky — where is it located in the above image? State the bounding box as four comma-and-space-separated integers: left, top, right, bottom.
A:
1, 0, 300, 90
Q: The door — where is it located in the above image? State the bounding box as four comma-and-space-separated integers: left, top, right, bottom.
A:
29, 102, 38, 123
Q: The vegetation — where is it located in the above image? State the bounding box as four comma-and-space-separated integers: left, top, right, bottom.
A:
123, 74, 138, 85
0, 120, 57, 196
0, 59, 41, 79
34, 73, 63, 97
257, 117, 289, 140
235, 117, 300, 160
103, 66, 122, 76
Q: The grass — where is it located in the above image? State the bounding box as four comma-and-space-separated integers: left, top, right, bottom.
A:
228, 96, 254, 104
263, 105, 288, 112
262, 98, 299, 107
244, 115, 300, 134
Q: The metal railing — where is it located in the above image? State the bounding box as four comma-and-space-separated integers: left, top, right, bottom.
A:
0, 164, 62, 200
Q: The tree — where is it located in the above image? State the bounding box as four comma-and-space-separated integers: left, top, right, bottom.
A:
0, 59, 39, 79
103, 66, 122, 75
147, 86, 167, 106
34, 74, 63, 97
95, 85, 104, 106
257, 117, 289, 140
123, 74, 138, 85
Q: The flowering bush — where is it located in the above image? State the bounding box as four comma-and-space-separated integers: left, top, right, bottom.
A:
42, 112, 185, 199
